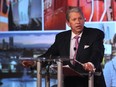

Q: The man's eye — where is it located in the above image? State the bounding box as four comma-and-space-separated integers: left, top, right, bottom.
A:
72, 18, 76, 21
78, 17, 83, 20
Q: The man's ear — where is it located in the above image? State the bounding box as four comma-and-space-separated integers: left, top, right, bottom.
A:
66, 20, 70, 27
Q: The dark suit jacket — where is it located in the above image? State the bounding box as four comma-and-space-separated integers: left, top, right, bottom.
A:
41, 26, 106, 87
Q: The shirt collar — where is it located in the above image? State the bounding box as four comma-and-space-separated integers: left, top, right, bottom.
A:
71, 31, 83, 40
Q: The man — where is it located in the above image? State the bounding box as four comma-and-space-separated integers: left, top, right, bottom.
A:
38, 7, 106, 87
23, 7, 106, 87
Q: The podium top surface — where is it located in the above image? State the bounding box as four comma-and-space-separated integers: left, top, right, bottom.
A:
19, 57, 101, 76
19, 57, 72, 62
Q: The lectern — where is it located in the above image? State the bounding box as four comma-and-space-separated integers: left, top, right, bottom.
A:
36, 58, 100, 87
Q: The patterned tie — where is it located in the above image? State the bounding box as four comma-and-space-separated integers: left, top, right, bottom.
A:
73, 35, 79, 64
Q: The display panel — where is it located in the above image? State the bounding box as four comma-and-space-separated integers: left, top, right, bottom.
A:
0, 0, 116, 82
0, 0, 42, 31
1, 0, 116, 31
0, 32, 58, 73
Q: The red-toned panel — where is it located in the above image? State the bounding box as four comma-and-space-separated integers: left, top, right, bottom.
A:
79, 0, 92, 21
92, 0, 107, 21
67, 0, 78, 6
44, 0, 67, 30
112, 0, 116, 21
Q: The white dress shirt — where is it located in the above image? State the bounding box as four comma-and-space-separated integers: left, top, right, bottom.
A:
70, 32, 82, 63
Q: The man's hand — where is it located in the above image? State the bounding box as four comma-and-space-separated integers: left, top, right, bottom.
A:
22, 60, 36, 68
83, 62, 96, 72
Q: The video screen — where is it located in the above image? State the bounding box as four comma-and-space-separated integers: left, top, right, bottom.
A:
0, 32, 58, 73
0, 0, 116, 76
0, 0, 42, 31
1, 0, 116, 31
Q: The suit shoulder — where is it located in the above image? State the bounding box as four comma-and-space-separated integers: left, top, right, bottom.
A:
93, 28, 104, 36
85, 27, 104, 35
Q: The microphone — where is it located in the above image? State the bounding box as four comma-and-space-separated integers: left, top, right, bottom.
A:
74, 47, 76, 51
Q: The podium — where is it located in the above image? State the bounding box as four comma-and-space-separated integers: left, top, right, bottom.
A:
36, 58, 100, 87
20, 57, 101, 87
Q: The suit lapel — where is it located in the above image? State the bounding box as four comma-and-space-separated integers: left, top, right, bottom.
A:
76, 29, 88, 58
65, 31, 71, 57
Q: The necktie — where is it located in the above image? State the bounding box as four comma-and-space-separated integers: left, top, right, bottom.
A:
73, 36, 79, 64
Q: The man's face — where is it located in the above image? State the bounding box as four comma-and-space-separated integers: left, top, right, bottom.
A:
67, 12, 85, 34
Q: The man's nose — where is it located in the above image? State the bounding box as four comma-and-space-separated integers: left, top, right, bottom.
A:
75, 19, 80, 23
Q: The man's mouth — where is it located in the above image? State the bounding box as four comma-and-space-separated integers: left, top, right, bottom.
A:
76, 26, 82, 28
